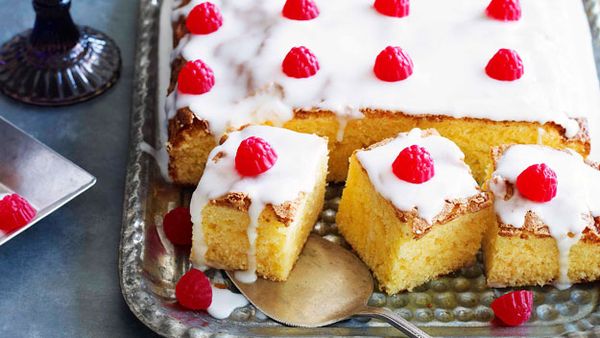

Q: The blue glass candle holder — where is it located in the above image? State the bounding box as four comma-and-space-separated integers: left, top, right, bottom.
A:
0, 0, 121, 106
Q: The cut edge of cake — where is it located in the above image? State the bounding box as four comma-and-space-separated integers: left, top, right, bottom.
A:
336, 129, 493, 293
167, 106, 590, 185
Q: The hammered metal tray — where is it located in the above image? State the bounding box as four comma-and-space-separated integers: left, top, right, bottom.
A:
120, 0, 600, 336
0, 116, 96, 247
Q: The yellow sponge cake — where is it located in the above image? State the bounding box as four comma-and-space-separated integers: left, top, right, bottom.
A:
189, 125, 328, 282
483, 144, 600, 289
165, 0, 597, 185
336, 129, 492, 294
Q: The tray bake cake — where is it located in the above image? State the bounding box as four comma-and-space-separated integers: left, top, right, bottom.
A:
336, 128, 492, 293
483, 144, 600, 289
165, 0, 597, 186
189, 125, 328, 282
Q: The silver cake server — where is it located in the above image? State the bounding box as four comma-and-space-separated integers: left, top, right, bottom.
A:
227, 235, 431, 338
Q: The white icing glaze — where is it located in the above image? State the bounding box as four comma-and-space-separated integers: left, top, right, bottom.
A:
189, 125, 328, 282
489, 145, 600, 289
356, 128, 480, 224
140, 142, 171, 181
208, 286, 249, 319
169, 0, 600, 145
153, 0, 177, 182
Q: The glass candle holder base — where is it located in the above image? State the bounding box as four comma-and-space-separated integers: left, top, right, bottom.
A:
0, 26, 121, 107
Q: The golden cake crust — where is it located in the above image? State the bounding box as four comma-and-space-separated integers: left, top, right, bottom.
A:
209, 192, 303, 226
171, 106, 590, 146
354, 137, 492, 238
489, 146, 600, 243
201, 136, 306, 226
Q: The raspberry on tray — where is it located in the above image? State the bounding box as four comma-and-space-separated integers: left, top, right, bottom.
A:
336, 128, 492, 293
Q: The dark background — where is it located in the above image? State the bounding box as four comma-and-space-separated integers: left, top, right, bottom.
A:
0, 1, 160, 336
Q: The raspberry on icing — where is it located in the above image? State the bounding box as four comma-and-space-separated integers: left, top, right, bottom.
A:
486, 0, 522, 21
282, 0, 319, 20
163, 207, 193, 246
282, 46, 320, 78
392, 145, 435, 184
374, 46, 414, 82
374, 0, 409, 18
516, 163, 558, 202
491, 290, 534, 326
486, 49, 524, 81
178, 60, 215, 95
235, 136, 278, 177
176, 269, 213, 310
186, 2, 223, 35
0, 194, 37, 234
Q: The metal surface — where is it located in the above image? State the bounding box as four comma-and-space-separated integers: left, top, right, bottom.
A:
0, 116, 96, 246
228, 235, 430, 338
120, 0, 600, 337
0, 0, 154, 336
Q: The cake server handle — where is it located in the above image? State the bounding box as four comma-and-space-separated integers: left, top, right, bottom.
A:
355, 306, 432, 338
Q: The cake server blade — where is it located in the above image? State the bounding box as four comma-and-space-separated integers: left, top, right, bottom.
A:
226, 235, 431, 338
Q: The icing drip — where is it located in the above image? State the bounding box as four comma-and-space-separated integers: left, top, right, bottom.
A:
140, 142, 171, 182
356, 128, 480, 224
208, 286, 249, 319
169, 0, 600, 145
189, 125, 328, 282
176, 84, 294, 141
489, 145, 600, 289
233, 202, 261, 284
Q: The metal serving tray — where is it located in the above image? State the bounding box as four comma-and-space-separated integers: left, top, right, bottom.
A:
0, 116, 96, 247
120, 0, 600, 336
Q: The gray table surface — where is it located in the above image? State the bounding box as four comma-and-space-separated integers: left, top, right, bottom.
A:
0, 1, 160, 337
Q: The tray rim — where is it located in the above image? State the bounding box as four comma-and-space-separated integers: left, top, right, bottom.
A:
120, 0, 600, 337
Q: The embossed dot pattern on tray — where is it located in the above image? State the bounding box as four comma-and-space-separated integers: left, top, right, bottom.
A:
195, 185, 599, 326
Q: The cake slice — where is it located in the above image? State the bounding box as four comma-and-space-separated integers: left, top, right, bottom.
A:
336, 128, 492, 294
189, 125, 328, 282
483, 144, 600, 289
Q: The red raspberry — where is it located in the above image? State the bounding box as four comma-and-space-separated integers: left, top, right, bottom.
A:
186, 2, 223, 35
374, 46, 414, 82
282, 46, 320, 78
235, 136, 278, 177
374, 0, 410, 18
486, 49, 524, 81
178, 60, 215, 94
176, 269, 213, 310
0, 194, 37, 234
392, 145, 435, 184
516, 163, 558, 202
491, 290, 534, 326
486, 0, 522, 21
282, 0, 319, 21
163, 207, 193, 246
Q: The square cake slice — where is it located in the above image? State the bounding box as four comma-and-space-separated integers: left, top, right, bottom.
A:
189, 125, 328, 282
336, 128, 491, 294
483, 144, 600, 289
